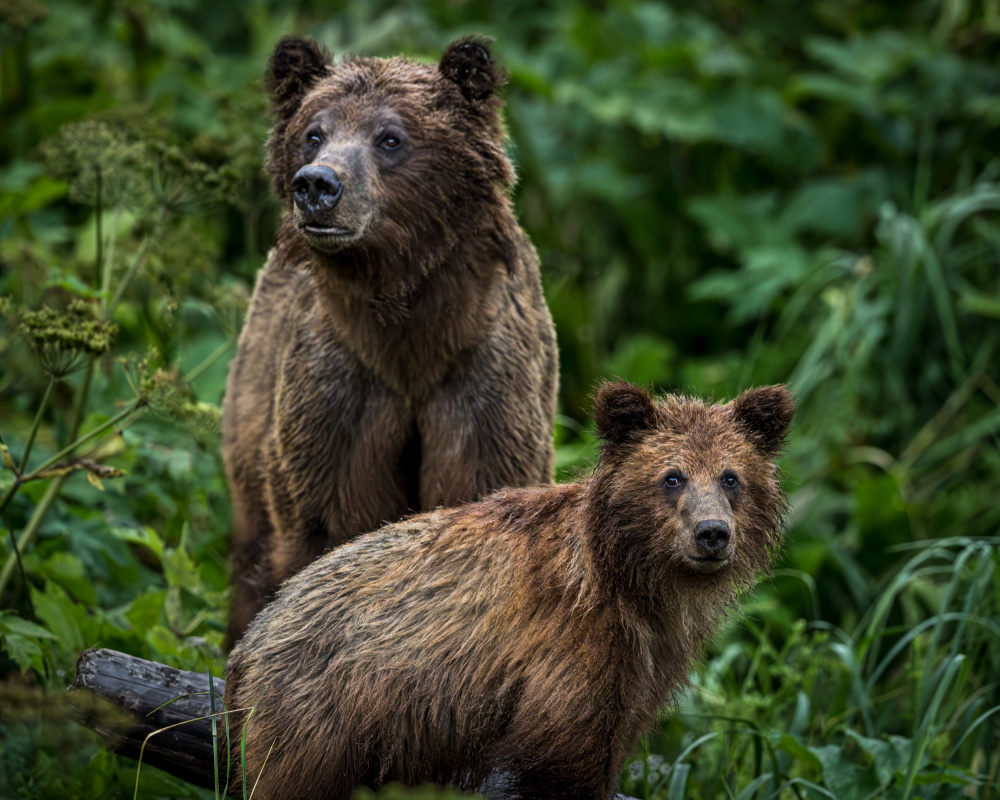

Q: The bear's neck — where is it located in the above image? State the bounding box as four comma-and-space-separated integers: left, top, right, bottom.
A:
275, 209, 525, 396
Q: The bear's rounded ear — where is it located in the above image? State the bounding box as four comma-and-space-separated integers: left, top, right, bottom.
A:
265, 36, 331, 115
730, 386, 795, 456
439, 36, 505, 102
593, 381, 658, 447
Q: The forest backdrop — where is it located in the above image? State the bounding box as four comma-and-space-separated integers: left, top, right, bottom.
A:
1, 0, 999, 798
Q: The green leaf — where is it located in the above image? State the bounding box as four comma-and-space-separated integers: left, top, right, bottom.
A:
845, 731, 910, 788
147, 625, 182, 659
667, 763, 691, 799
0, 175, 67, 219
125, 589, 167, 633
957, 289, 1000, 320
805, 31, 915, 84
35, 552, 98, 605
0, 633, 45, 674
776, 734, 822, 772
163, 547, 202, 592
809, 743, 878, 800
606, 334, 677, 386
690, 244, 813, 322
30, 581, 86, 654
0, 612, 59, 640
40, 275, 101, 298
0, 613, 56, 674
109, 525, 165, 563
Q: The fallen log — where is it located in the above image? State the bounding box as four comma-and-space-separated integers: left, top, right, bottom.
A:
71, 647, 641, 799
70, 647, 225, 790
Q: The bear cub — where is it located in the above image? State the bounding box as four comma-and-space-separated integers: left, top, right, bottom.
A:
225, 381, 795, 800
222, 36, 558, 644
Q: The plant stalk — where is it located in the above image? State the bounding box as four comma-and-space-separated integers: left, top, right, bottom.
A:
100, 205, 122, 316
107, 234, 151, 320
95, 164, 103, 288
21, 400, 143, 483
184, 340, 232, 386
18, 375, 56, 473
0, 479, 63, 599
0, 361, 98, 600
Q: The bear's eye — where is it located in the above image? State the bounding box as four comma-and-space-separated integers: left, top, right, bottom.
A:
721, 471, 740, 490
306, 132, 323, 149
662, 471, 684, 490
380, 135, 401, 150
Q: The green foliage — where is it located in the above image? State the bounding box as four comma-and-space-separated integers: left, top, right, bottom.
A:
1, 0, 998, 798
622, 539, 1000, 799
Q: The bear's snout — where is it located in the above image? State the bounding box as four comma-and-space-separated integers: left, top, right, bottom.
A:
694, 519, 731, 556
292, 164, 344, 218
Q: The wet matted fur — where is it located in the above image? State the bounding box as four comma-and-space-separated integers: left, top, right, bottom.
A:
223, 36, 558, 645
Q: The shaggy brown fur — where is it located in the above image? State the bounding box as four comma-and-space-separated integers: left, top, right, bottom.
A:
222, 36, 558, 645
225, 382, 795, 800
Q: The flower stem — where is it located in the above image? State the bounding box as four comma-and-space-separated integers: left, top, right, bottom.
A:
184, 340, 232, 385
95, 164, 103, 294
107, 234, 151, 320
18, 376, 56, 473
21, 399, 144, 483
0, 480, 62, 599
0, 482, 16, 525
100, 205, 122, 316
0, 360, 102, 601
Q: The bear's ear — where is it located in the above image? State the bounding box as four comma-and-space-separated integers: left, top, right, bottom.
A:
593, 381, 658, 447
730, 386, 795, 456
265, 36, 331, 115
439, 36, 505, 102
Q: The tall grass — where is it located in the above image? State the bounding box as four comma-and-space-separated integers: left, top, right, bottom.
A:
621, 539, 999, 800
620, 159, 1000, 798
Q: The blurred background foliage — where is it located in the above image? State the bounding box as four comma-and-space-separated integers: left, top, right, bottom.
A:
1, 0, 999, 798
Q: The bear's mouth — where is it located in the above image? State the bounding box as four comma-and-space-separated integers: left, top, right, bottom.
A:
301, 224, 354, 237
685, 554, 732, 572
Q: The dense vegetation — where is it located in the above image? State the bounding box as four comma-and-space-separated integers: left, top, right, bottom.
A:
1, 0, 998, 798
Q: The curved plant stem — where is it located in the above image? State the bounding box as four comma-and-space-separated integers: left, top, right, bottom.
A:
21, 400, 142, 483
100, 205, 122, 316
184, 340, 232, 385
107, 234, 151, 319
95, 164, 103, 294
0, 483, 15, 524
18, 375, 56, 473
0, 362, 96, 600
0, 480, 63, 598
0, 284, 227, 599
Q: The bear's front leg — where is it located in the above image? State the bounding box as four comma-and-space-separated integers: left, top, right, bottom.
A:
488, 759, 616, 800
417, 338, 556, 508
263, 347, 416, 582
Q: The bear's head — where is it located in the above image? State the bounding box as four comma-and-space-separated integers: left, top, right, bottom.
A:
588, 381, 795, 600
264, 35, 512, 266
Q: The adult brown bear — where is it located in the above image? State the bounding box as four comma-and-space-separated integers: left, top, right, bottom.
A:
225, 381, 795, 800
222, 36, 558, 645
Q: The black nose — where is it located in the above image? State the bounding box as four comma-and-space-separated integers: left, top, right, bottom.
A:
694, 520, 730, 554
291, 165, 343, 215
